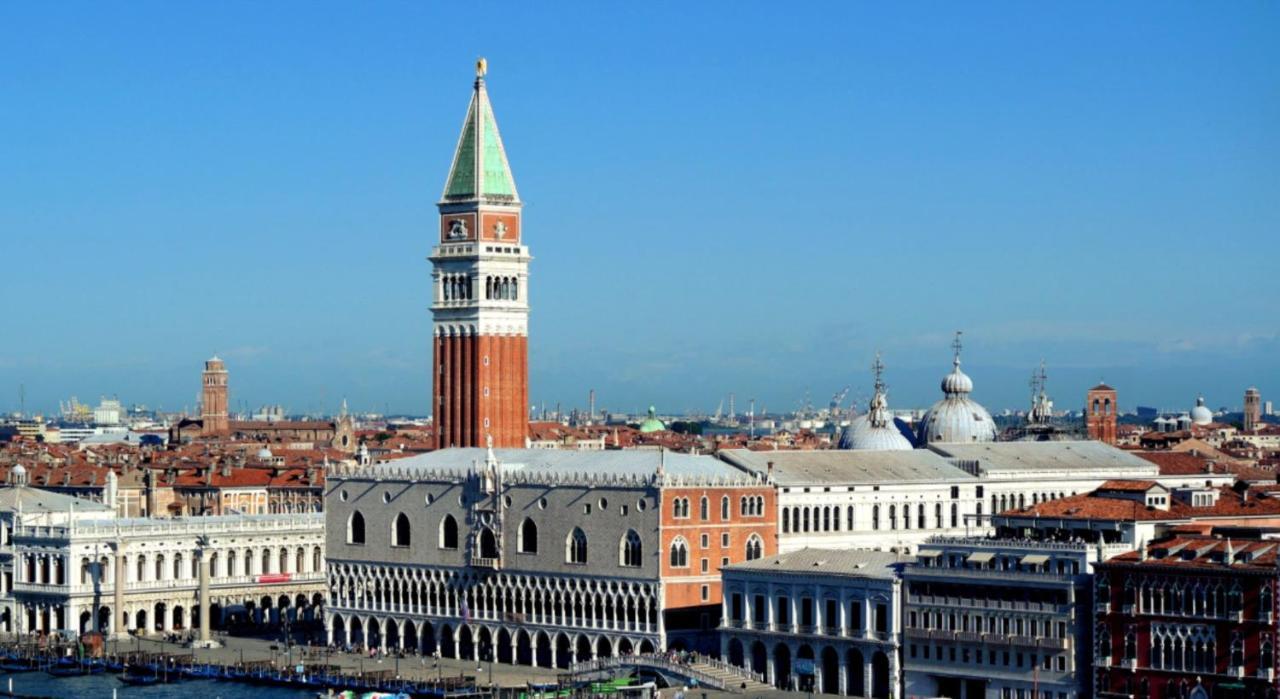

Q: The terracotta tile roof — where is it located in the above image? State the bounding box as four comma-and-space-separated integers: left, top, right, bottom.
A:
1098, 479, 1161, 492
1004, 484, 1280, 523
1103, 535, 1279, 571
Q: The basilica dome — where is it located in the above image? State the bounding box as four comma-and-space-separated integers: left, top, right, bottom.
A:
839, 354, 914, 451
916, 335, 997, 446
1190, 396, 1213, 426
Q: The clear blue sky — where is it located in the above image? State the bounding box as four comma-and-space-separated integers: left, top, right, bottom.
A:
1, 2, 1276, 418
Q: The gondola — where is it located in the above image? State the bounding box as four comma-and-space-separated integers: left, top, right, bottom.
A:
46, 657, 85, 677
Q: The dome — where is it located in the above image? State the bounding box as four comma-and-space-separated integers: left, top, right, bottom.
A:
257, 446, 274, 460
840, 353, 914, 451
838, 415, 914, 450
917, 334, 997, 445
11, 463, 27, 485
637, 406, 667, 433
1190, 396, 1213, 426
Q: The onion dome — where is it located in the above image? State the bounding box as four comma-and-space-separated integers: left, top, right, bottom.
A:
1190, 396, 1213, 426
257, 446, 274, 460
917, 331, 997, 445
839, 353, 914, 450
638, 406, 667, 433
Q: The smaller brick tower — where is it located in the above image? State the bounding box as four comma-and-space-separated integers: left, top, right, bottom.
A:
1085, 383, 1117, 445
201, 356, 229, 436
1244, 387, 1261, 433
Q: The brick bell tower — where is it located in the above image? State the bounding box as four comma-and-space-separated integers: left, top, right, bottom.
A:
431, 59, 530, 449
1085, 382, 1117, 445
201, 355, 229, 436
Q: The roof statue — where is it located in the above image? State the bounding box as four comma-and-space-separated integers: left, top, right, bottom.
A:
916, 330, 997, 446
838, 353, 913, 451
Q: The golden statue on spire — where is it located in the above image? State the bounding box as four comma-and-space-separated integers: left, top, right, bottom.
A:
476, 57, 487, 78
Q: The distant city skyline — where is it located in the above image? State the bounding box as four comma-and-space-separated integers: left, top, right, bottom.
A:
1, 3, 1276, 417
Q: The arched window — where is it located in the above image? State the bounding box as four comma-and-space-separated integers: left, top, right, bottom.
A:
227, 551, 237, 577
918, 503, 926, 529
1230, 633, 1244, 668
1262, 637, 1274, 670
1124, 627, 1136, 660
782, 507, 790, 533
1095, 623, 1110, 657
136, 555, 146, 581
889, 505, 896, 530
669, 537, 689, 568
872, 504, 880, 530
950, 503, 959, 528
391, 513, 411, 547
935, 503, 943, 529
173, 554, 183, 580
620, 530, 642, 567
700, 496, 709, 520
567, 527, 588, 564
802, 508, 810, 532
518, 518, 538, 554
261, 548, 271, 574
722, 496, 730, 520
347, 511, 366, 545
745, 535, 763, 561
439, 514, 458, 550
823, 507, 831, 531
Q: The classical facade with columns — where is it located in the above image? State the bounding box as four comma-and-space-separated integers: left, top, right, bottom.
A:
7, 512, 325, 638
720, 548, 902, 696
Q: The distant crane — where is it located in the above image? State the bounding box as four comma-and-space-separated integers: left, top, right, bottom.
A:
829, 385, 851, 414
712, 399, 724, 423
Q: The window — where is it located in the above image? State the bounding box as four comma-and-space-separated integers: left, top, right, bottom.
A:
620, 530, 642, 567
951, 503, 959, 528
745, 534, 763, 561
701, 585, 709, 601
872, 504, 880, 530
781, 507, 790, 533
518, 517, 538, 554
439, 514, 459, 550
701, 558, 709, 573
566, 527, 588, 564
673, 498, 690, 518
391, 513, 411, 547
721, 532, 729, 547
347, 511, 366, 545
700, 496, 709, 520
721, 496, 730, 520
777, 596, 790, 625
701, 533, 709, 549
670, 537, 689, 568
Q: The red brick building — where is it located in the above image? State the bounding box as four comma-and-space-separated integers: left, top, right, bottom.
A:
1094, 533, 1279, 699
1087, 383, 1119, 445
431, 60, 529, 449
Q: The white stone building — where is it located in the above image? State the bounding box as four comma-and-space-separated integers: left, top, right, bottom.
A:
8, 510, 325, 638
721, 548, 902, 697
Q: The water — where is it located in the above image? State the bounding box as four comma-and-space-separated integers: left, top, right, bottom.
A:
0, 672, 315, 698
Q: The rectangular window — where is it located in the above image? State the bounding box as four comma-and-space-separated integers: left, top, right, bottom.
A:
700, 558, 708, 573
731, 593, 743, 621
777, 597, 790, 625
753, 595, 766, 624
951, 486, 960, 499
875, 603, 888, 633
801, 598, 814, 627
701, 585, 709, 602
825, 599, 838, 631
976, 485, 984, 498
721, 533, 729, 547
701, 534, 709, 549
721, 557, 729, 567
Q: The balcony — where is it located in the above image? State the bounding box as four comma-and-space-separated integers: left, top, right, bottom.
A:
1257, 669, 1274, 681
1095, 601, 1111, 614
470, 556, 500, 570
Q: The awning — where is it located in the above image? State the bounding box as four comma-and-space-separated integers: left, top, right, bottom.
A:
1020, 554, 1050, 566
967, 551, 995, 564
916, 549, 943, 559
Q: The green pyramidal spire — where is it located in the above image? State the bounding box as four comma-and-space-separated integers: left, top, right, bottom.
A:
441, 59, 519, 204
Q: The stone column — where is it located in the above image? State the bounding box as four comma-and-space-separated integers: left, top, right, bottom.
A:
113, 546, 126, 638
198, 550, 211, 644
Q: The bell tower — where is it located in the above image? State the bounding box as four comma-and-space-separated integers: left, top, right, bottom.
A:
431, 59, 530, 449
1085, 383, 1117, 445
201, 356, 229, 436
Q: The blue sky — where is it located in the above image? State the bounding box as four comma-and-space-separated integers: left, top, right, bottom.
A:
1, 2, 1276, 418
